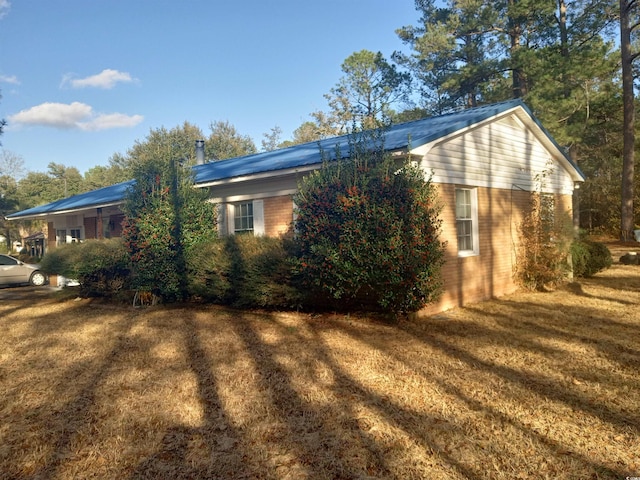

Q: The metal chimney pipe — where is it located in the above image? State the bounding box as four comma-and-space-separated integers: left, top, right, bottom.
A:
195, 140, 205, 164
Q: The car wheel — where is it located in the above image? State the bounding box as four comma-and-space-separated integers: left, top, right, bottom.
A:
30, 271, 47, 287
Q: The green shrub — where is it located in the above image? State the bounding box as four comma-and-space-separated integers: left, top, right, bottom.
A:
225, 235, 302, 309
186, 240, 233, 303
186, 236, 302, 310
570, 239, 612, 277
40, 239, 131, 297
40, 243, 84, 279
293, 132, 445, 315
122, 155, 217, 303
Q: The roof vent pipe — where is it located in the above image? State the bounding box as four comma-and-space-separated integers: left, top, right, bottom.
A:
195, 140, 205, 164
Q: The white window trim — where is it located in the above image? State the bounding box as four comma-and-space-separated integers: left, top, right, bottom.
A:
222, 200, 265, 236
253, 199, 265, 236
456, 187, 479, 257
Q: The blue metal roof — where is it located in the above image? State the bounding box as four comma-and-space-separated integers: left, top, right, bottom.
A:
192, 99, 531, 184
6, 180, 135, 219
6, 99, 581, 220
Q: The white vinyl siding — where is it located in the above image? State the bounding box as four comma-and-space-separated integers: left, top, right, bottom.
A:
423, 115, 576, 195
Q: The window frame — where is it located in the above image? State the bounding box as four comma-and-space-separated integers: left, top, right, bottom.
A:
455, 187, 479, 257
56, 229, 67, 246
233, 201, 254, 234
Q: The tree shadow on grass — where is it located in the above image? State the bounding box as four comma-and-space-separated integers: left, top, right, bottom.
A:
16, 313, 135, 480
226, 313, 393, 479
128, 312, 252, 479
477, 299, 640, 373
562, 280, 638, 305
324, 315, 631, 479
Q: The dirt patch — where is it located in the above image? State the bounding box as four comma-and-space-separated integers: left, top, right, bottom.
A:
0, 243, 637, 479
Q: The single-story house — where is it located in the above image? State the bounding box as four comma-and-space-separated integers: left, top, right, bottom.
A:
7, 99, 585, 314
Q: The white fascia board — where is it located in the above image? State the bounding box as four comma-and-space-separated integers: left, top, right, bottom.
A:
211, 188, 299, 204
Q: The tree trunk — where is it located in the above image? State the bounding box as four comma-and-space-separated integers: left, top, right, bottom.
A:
558, 0, 571, 99
620, 0, 636, 241
508, 0, 527, 98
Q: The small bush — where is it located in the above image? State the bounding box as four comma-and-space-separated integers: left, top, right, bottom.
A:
515, 191, 573, 291
570, 239, 612, 277
225, 235, 303, 309
40, 243, 84, 279
40, 239, 131, 297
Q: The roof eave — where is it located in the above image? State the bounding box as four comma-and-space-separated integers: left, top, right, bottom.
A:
5, 200, 125, 221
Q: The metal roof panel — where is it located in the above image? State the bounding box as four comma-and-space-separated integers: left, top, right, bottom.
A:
7, 100, 582, 220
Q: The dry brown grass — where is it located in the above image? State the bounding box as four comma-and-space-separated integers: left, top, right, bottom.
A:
0, 243, 638, 479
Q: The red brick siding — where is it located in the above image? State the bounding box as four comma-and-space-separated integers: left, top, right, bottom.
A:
417, 184, 573, 316
263, 195, 294, 237
47, 222, 56, 250
84, 217, 97, 240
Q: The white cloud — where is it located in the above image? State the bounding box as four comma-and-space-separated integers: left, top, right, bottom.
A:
8, 102, 144, 130
62, 69, 136, 89
0, 74, 20, 85
0, 0, 10, 19
79, 112, 144, 131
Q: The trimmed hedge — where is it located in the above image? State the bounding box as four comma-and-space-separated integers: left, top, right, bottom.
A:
40, 236, 300, 309
40, 239, 131, 297
186, 235, 303, 310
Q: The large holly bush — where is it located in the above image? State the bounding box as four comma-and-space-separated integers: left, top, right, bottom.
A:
122, 156, 217, 302
293, 131, 445, 315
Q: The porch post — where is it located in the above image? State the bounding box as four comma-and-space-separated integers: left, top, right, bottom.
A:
97, 208, 104, 240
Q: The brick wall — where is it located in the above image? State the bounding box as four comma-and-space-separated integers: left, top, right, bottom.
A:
84, 216, 97, 240
417, 184, 573, 316
263, 195, 294, 237
47, 222, 56, 250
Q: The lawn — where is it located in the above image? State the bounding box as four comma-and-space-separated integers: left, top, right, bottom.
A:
0, 245, 638, 479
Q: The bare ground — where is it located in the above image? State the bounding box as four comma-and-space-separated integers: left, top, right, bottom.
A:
0, 243, 638, 479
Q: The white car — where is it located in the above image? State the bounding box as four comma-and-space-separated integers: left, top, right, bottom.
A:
0, 254, 48, 287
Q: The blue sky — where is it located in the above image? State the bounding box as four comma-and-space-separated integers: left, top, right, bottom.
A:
0, 0, 421, 175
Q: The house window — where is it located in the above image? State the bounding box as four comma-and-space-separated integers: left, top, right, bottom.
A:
70, 228, 81, 243
455, 188, 479, 256
56, 229, 67, 246
234, 202, 254, 233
